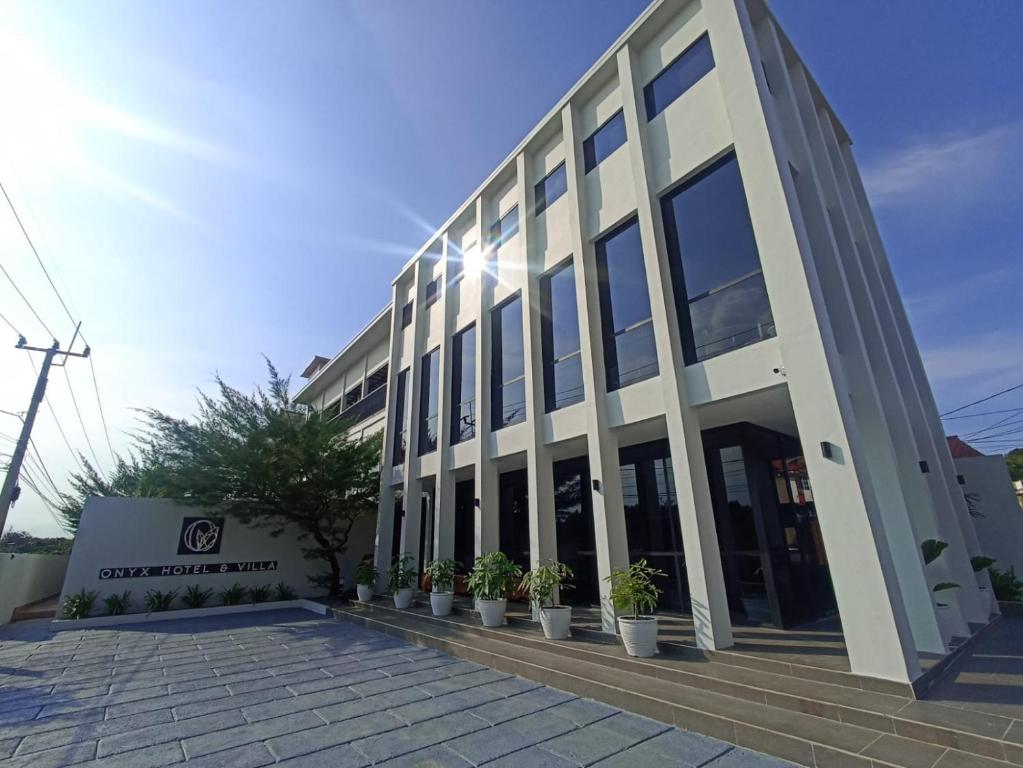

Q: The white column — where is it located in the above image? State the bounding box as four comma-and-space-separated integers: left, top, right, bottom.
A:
433, 233, 456, 563
617, 44, 734, 651
704, 0, 919, 681
562, 101, 631, 634
400, 259, 428, 577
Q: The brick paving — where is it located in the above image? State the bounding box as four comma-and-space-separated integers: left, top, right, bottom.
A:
0, 609, 792, 767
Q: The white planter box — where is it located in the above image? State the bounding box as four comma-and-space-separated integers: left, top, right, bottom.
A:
51, 599, 327, 631
393, 588, 415, 609
430, 592, 454, 616
539, 606, 572, 640
477, 598, 507, 627
356, 584, 374, 602
618, 616, 658, 657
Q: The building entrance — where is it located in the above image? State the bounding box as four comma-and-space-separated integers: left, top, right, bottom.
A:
552, 456, 599, 606
703, 423, 836, 628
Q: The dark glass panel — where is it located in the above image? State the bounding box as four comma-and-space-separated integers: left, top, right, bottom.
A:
391, 369, 408, 466
583, 110, 627, 173
366, 363, 387, 394
451, 324, 476, 444
498, 469, 530, 573
553, 457, 598, 605
687, 273, 775, 362
491, 295, 526, 430
489, 206, 519, 248
643, 34, 715, 120
418, 348, 439, 454
534, 163, 567, 216
596, 219, 659, 391
540, 260, 584, 412
454, 480, 476, 574
401, 300, 413, 328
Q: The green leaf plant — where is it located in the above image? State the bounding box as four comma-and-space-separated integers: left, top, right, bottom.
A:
605, 559, 665, 621
467, 551, 522, 601
520, 559, 574, 610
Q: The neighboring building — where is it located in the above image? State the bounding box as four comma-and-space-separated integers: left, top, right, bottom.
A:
296, 0, 994, 686
948, 436, 1023, 578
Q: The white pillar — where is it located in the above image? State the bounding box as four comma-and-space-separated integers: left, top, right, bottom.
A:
705, 0, 919, 682
432, 233, 457, 563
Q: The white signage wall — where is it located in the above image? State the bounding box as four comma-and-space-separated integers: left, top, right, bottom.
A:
59, 497, 376, 611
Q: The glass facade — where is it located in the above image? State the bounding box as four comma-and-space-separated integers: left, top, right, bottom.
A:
583, 110, 627, 173
391, 369, 408, 466
553, 456, 599, 605
540, 259, 584, 411
596, 218, 659, 391
491, 294, 527, 430
418, 348, 440, 454
661, 153, 776, 364
489, 206, 519, 248
454, 479, 475, 574
644, 34, 715, 120
534, 163, 567, 216
499, 469, 530, 573
451, 324, 476, 444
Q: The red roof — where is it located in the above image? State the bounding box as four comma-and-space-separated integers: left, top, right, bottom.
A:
947, 435, 983, 459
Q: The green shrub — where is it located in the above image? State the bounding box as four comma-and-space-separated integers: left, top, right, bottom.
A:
356, 562, 380, 586
220, 583, 247, 605
273, 582, 297, 601
248, 584, 272, 603
990, 567, 1023, 602
62, 589, 98, 619
181, 585, 214, 609
388, 554, 417, 593
144, 589, 178, 612
521, 560, 574, 609
424, 559, 459, 593
103, 591, 132, 616
467, 551, 521, 601
605, 559, 665, 620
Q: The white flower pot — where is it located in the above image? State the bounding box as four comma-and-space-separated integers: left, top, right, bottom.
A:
393, 588, 415, 609
539, 606, 572, 640
618, 616, 658, 657
356, 584, 374, 602
430, 591, 454, 617
935, 603, 956, 645
477, 598, 507, 627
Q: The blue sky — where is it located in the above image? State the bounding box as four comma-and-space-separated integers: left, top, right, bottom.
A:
1, 1, 1020, 536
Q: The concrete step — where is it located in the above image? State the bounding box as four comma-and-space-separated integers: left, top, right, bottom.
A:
334, 599, 1023, 768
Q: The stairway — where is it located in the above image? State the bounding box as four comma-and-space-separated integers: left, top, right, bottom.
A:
332, 598, 1022, 768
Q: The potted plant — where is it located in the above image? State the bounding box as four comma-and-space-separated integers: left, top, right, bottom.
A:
921, 539, 960, 641
971, 556, 997, 615
605, 559, 664, 657
521, 559, 574, 640
356, 562, 379, 602
424, 558, 459, 616
388, 553, 417, 609
467, 551, 522, 627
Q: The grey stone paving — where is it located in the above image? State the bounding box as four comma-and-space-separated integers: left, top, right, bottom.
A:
0, 608, 793, 767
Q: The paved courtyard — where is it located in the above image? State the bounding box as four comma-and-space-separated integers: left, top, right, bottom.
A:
0, 608, 791, 767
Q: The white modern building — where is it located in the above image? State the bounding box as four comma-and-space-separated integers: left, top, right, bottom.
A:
295, 0, 996, 686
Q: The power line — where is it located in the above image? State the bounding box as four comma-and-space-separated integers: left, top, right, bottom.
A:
0, 258, 56, 339
964, 414, 1023, 439
0, 309, 22, 337
24, 356, 87, 475
942, 407, 1023, 421
61, 366, 103, 471
88, 356, 117, 462
940, 383, 1023, 417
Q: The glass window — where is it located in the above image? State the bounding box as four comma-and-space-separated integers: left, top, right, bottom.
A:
400, 300, 413, 329
499, 469, 530, 573
491, 294, 526, 430
583, 110, 627, 173
454, 479, 475, 573
366, 363, 388, 394
489, 205, 519, 248
323, 399, 340, 421
661, 153, 776, 363
540, 259, 584, 411
644, 34, 715, 120
534, 163, 567, 216
343, 383, 362, 410
596, 218, 659, 390
391, 369, 408, 466
418, 348, 439, 454
424, 276, 441, 308
451, 324, 476, 444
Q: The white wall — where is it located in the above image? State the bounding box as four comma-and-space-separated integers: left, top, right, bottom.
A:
59, 497, 376, 615
0, 553, 69, 624
956, 455, 1023, 576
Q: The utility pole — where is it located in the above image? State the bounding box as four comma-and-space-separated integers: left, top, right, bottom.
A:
0, 327, 90, 536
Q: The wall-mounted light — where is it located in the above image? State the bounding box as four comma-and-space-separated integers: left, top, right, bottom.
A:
592, 479, 602, 493
919, 461, 930, 474
957, 474, 966, 486
820, 441, 834, 460
474, 498, 481, 508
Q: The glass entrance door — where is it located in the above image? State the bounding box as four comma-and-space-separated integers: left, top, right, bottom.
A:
454, 479, 475, 574
619, 440, 690, 613
499, 469, 530, 573
552, 456, 599, 606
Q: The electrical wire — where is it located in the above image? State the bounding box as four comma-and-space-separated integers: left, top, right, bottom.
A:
940, 383, 1023, 417
88, 356, 117, 463
0, 258, 56, 339
62, 366, 103, 471
942, 407, 1023, 421
0, 309, 23, 337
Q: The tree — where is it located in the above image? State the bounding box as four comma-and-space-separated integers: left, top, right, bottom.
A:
136, 360, 381, 597
0, 530, 72, 554
1007, 448, 1023, 482
56, 454, 159, 535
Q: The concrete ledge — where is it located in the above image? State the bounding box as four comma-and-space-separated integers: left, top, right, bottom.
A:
50, 598, 327, 631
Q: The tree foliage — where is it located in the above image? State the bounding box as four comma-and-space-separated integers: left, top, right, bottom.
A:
0, 530, 73, 554
133, 360, 381, 597
1007, 448, 1023, 482
56, 454, 160, 535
